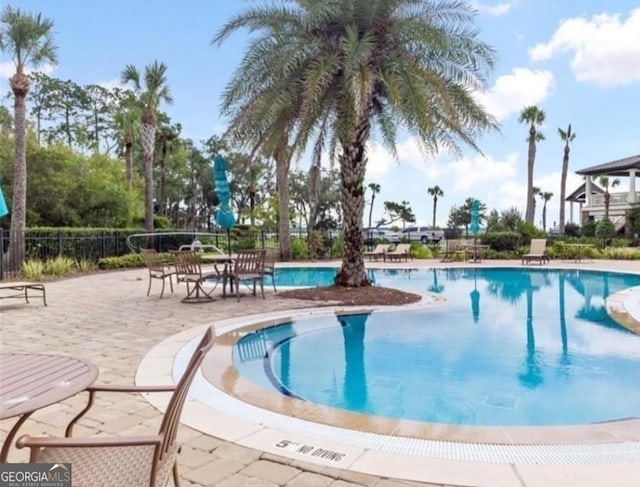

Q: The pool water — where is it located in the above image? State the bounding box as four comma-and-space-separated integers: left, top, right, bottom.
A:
235, 268, 640, 426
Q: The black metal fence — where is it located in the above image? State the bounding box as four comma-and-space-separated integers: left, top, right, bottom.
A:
0, 228, 344, 280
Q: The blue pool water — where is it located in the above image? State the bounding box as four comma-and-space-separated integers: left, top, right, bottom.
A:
235, 268, 640, 426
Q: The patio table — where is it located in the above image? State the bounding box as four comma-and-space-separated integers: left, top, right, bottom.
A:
0, 354, 98, 461
465, 244, 490, 263
200, 253, 236, 295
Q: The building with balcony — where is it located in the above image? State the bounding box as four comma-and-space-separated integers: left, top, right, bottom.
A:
574, 154, 640, 230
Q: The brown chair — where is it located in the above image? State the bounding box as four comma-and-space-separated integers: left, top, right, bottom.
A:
171, 250, 221, 303
363, 244, 391, 261
261, 251, 278, 293
385, 244, 411, 262
16, 327, 215, 487
140, 248, 175, 299
522, 239, 549, 265
223, 249, 266, 302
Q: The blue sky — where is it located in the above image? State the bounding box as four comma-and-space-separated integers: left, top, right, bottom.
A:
3, 0, 640, 229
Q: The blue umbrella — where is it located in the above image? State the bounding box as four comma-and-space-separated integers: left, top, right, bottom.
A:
213, 154, 235, 251
0, 184, 8, 218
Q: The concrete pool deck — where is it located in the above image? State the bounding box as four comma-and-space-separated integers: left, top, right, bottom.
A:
1, 258, 640, 486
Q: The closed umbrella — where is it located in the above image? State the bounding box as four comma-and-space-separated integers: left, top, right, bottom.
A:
213, 154, 235, 252
0, 184, 8, 218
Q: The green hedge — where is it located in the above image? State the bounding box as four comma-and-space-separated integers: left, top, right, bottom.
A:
480, 232, 522, 251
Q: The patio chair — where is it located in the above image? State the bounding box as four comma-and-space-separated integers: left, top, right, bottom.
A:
363, 244, 391, 261
441, 240, 469, 262
16, 327, 215, 487
140, 248, 175, 299
261, 250, 278, 293
223, 249, 266, 302
522, 239, 549, 265
171, 250, 221, 303
385, 244, 411, 262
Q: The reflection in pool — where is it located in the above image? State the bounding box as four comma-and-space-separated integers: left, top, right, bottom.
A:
235, 268, 640, 426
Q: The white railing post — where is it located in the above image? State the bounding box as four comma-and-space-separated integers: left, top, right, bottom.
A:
628, 170, 637, 203
585, 177, 592, 206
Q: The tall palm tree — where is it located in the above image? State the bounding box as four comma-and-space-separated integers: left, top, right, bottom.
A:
427, 185, 444, 229
557, 124, 576, 234
531, 186, 540, 227
0, 6, 57, 267
215, 0, 497, 286
121, 61, 172, 233
519, 106, 546, 225
113, 106, 141, 191
598, 176, 620, 221
367, 182, 380, 228
540, 191, 553, 231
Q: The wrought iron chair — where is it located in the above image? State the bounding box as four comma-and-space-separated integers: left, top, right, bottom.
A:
171, 250, 221, 303
140, 248, 175, 299
17, 328, 215, 487
223, 249, 266, 302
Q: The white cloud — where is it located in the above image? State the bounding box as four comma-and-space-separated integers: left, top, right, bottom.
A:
448, 152, 519, 192
94, 78, 122, 90
0, 62, 56, 80
475, 68, 555, 121
472, 1, 513, 17
529, 8, 640, 86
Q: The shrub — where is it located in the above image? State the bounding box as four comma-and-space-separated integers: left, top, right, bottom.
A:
331, 237, 345, 258
564, 222, 580, 237
307, 231, 324, 259
595, 219, 616, 240
44, 256, 76, 276
517, 221, 546, 240
22, 260, 45, 280
76, 258, 98, 272
98, 253, 146, 269
291, 237, 308, 260
410, 244, 433, 259
581, 220, 596, 237
480, 232, 521, 251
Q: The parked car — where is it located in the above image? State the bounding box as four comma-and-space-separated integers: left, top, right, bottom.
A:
363, 228, 401, 244
402, 226, 444, 244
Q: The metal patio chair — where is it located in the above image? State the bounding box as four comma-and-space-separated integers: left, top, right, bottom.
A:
16, 327, 215, 487
140, 248, 175, 299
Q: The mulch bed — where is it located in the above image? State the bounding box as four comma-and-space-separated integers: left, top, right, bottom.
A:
276, 285, 421, 306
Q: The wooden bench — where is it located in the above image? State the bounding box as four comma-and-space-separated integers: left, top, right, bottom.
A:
0, 281, 47, 306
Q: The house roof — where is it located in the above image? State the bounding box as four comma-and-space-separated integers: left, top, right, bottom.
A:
575, 154, 640, 177
565, 182, 603, 202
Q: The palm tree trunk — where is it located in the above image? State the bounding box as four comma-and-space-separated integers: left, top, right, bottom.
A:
368, 193, 375, 228
275, 147, 292, 260
542, 203, 547, 230
159, 142, 168, 216
525, 125, 536, 224
125, 141, 133, 191
604, 192, 610, 220
432, 197, 438, 228
8, 72, 29, 270
141, 120, 156, 233
559, 146, 569, 233
335, 119, 371, 287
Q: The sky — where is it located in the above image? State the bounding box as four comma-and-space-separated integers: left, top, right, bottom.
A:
2, 0, 640, 229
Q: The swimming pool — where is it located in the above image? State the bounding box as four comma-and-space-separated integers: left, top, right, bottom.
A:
235, 267, 640, 426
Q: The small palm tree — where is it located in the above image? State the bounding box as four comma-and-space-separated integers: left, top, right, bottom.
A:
0, 6, 57, 267
427, 185, 444, 229
215, 0, 497, 286
121, 61, 172, 233
367, 183, 381, 228
558, 124, 576, 233
519, 106, 546, 225
113, 106, 141, 191
599, 176, 620, 221
540, 191, 553, 231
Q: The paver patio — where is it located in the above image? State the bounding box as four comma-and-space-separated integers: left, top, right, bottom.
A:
1, 259, 638, 486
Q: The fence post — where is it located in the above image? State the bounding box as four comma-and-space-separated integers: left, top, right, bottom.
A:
58, 231, 63, 256
101, 231, 106, 259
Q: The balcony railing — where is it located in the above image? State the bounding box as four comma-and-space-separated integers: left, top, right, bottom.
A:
588, 191, 640, 206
